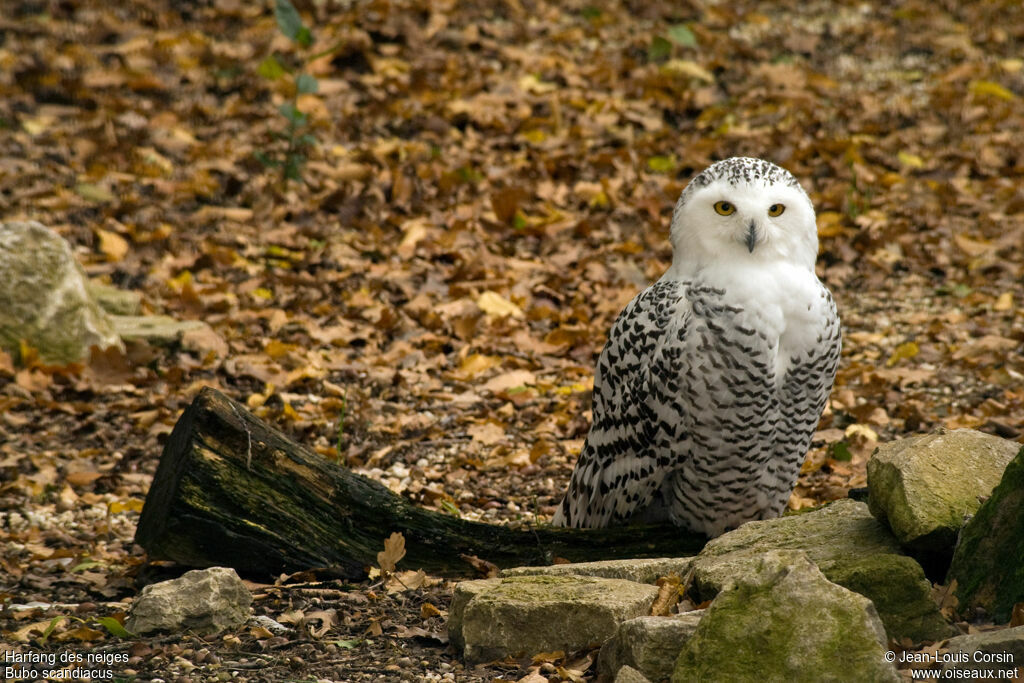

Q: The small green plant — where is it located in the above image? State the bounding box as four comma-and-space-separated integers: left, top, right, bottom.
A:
255, 0, 320, 185
648, 23, 698, 61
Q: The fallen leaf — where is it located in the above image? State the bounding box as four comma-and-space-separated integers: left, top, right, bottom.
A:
377, 532, 406, 574
467, 422, 505, 444
95, 228, 129, 261
477, 291, 523, 318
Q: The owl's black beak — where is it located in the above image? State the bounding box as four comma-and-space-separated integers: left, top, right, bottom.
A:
746, 221, 758, 253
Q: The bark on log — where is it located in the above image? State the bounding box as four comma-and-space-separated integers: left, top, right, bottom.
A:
135, 387, 707, 578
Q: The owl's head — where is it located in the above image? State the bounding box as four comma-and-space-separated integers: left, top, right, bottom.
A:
669, 157, 817, 272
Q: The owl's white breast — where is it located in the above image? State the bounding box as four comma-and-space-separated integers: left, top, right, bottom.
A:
664, 259, 828, 384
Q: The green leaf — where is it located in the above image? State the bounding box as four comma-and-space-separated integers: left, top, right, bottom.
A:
647, 155, 677, 173
647, 35, 672, 62
581, 6, 601, 19
275, 0, 304, 41
258, 55, 286, 80
254, 150, 280, 168
39, 616, 65, 644
96, 617, 134, 638
284, 155, 306, 180
335, 638, 361, 649
295, 26, 313, 48
830, 441, 853, 462
278, 102, 307, 126
667, 23, 698, 48
296, 72, 318, 94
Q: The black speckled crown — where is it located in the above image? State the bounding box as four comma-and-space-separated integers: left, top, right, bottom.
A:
677, 157, 802, 206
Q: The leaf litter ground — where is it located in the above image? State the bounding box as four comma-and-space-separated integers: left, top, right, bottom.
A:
1, 0, 1023, 680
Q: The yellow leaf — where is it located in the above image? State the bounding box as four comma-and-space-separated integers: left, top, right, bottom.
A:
263, 339, 296, 359
661, 59, 715, 82
897, 151, 924, 169
521, 129, 547, 144
519, 74, 556, 94
477, 291, 523, 318
845, 423, 878, 448
1001, 59, 1023, 73
816, 211, 845, 237
108, 498, 145, 514
886, 341, 919, 367
377, 532, 406, 574
993, 292, 1014, 312
969, 80, 1017, 101
253, 287, 274, 300
95, 228, 129, 261
167, 270, 193, 291
457, 353, 501, 379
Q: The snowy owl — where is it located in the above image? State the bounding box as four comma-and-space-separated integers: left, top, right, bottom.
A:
552, 157, 841, 537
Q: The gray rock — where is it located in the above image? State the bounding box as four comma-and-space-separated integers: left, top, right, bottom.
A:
125, 567, 252, 635
448, 574, 658, 665
502, 557, 693, 584
868, 429, 1019, 554
694, 498, 953, 641
599, 610, 703, 682
672, 550, 899, 683
87, 281, 142, 316
948, 445, 1024, 622
940, 626, 1024, 676
0, 221, 121, 364
110, 314, 208, 344
615, 665, 654, 683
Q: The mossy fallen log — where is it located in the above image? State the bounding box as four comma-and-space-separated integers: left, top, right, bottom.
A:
134, 387, 707, 578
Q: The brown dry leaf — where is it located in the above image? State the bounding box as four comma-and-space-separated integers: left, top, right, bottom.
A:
377, 532, 406, 574
420, 603, 442, 619
1010, 602, 1024, 627
483, 369, 536, 394
304, 609, 338, 638
650, 575, 682, 616
365, 618, 383, 637
954, 234, 993, 257
398, 218, 431, 258
385, 569, 428, 594
55, 625, 105, 641
468, 422, 505, 445
277, 609, 305, 625
65, 470, 103, 487
250, 625, 274, 638
460, 554, 500, 578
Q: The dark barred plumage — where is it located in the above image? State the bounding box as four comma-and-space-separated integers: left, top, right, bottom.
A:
552, 157, 841, 536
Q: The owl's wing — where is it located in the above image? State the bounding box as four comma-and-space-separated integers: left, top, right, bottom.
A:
553, 279, 693, 527
769, 285, 842, 514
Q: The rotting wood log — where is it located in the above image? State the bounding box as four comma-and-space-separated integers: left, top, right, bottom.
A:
135, 387, 707, 578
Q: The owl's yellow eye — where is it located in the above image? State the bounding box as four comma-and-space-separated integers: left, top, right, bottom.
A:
768, 203, 785, 217
713, 201, 735, 216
